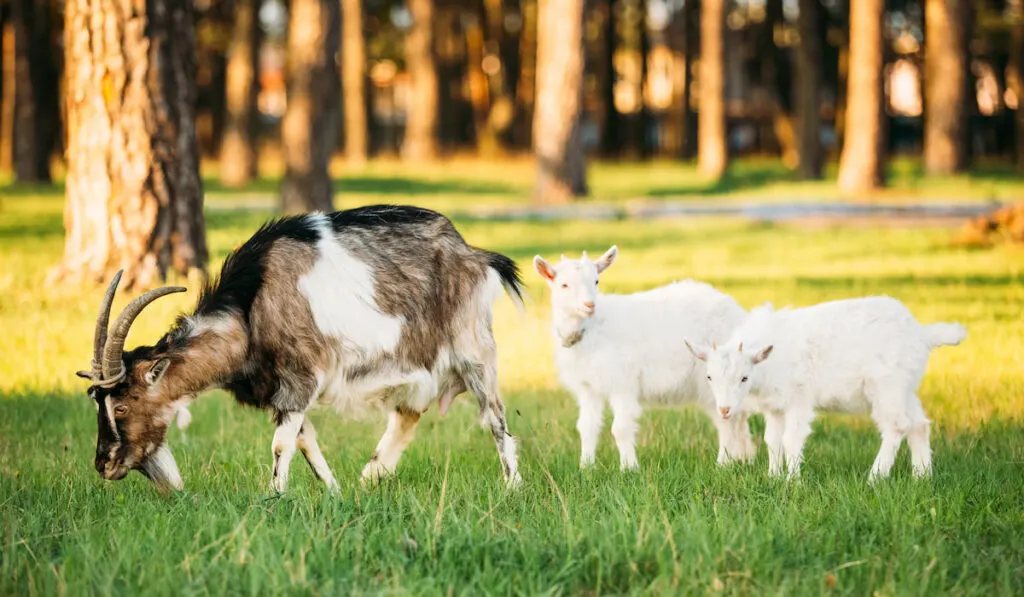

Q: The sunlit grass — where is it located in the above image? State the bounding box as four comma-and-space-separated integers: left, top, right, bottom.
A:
1, 183, 1023, 595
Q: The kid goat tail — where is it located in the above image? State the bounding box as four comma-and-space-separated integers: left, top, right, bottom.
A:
482, 250, 527, 313
923, 322, 968, 349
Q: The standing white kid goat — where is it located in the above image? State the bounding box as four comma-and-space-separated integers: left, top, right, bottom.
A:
533, 246, 756, 470
686, 297, 966, 482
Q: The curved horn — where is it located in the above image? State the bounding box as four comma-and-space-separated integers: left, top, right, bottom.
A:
100, 286, 187, 384
82, 270, 124, 381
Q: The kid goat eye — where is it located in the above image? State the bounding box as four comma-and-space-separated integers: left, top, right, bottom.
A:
741, 376, 749, 383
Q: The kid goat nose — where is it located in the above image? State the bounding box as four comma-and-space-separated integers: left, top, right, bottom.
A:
719, 406, 732, 418
582, 301, 595, 313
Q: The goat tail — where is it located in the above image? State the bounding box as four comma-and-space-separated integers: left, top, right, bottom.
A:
923, 322, 967, 349
482, 250, 527, 313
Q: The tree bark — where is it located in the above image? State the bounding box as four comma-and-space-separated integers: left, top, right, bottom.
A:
837, 0, 885, 193
795, 0, 823, 179
923, 0, 970, 175
698, 0, 727, 180
341, 0, 367, 164
765, 0, 796, 167
219, 0, 262, 188
514, 0, 539, 149
403, 0, 439, 160
533, 0, 587, 204
51, 0, 207, 290
280, 0, 340, 213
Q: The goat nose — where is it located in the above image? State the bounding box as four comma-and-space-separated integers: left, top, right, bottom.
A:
719, 407, 732, 419
95, 459, 107, 474
582, 302, 595, 313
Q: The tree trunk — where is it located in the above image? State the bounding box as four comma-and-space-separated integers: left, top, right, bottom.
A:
533, 0, 587, 204
1012, 2, 1024, 172
923, 0, 970, 175
598, 0, 620, 156
699, 0, 727, 180
635, 0, 651, 158
11, 0, 59, 183
0, 17, 15, 175
403, 0, 439, 160
514, 0, 538, 149
837, 0, 885, 193
765, 0, 796, 167
341, 0, 368, 164
795, 0, 823, 179
219, 0, 262, 188
51, 0, 207, 290
280, 0, 340, 213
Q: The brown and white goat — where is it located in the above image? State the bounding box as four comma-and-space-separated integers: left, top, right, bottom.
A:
76, 205, 526, 492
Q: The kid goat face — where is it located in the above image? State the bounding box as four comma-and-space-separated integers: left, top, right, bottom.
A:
533, 246, 618, 318
686, 340, 774, 419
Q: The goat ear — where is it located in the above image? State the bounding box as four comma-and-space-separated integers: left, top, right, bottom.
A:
144, 358, 171, 386
533, 255, 556, 282
76, 370, 93, 380
594, 245, 618, 273
684, 339, 710, 361
750, 345, 774, 365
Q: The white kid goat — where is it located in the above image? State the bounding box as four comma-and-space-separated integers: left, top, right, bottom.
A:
533, 246, 755, 470
686, 297, 966, 482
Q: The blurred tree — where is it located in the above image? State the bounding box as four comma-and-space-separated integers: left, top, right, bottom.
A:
403, 0, 439, 160
1012, 0, 1024, 171
699, 0, 728, 180
0, 10, 14, 174
764, 0, 796, 168
837, 0, 885, 193
598, 0, 620, 156
52, 0, 207, 289
341, 0, 368, 164
795, 0, 823, 179
533, 0, 587, 203
515, 0, 538, 149
11, 0, 59, 183
924, 0, 971, 175
280, 0, 340, 213
219, 0, 262, 188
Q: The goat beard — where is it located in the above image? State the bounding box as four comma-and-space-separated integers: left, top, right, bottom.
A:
139, 443, 184, 493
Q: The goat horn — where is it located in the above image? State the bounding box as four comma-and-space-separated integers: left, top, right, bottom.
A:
100, 285, 187, 385
87, 270, 123, 381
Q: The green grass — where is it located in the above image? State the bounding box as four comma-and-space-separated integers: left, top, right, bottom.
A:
2, 175, 1024, 595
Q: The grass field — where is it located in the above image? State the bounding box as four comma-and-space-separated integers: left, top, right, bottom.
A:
2, 171, 1024, 595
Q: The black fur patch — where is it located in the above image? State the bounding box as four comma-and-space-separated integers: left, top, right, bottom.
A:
328, 204, 443, 231
193, 214, 321, 318
481, 250, 525, 305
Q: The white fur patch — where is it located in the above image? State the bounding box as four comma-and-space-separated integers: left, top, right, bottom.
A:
300, 214, 404, 355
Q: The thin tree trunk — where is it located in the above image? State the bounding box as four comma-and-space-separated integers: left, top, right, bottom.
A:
280, 0, 340, 213
51, 0, 207, 290
924, 0, 970, 175
682, 0, 699, 159
0, 18, 15, 175
11, 0, 59, 183
698, 0, 727, 180
598, 0, 620, 156
403, 0, 439, 160
636, 0, 651, 158
1012, 1, 1024, 172
515, 0, 538, 149
795, 0, 823, 179
533, 0, 587, 204
220, 0, 262, 188
341, 0, 368, 164
465, 8, 496, 155
837, 0, 885, 193
666, 6, 687, 157
765, 0, 797, 167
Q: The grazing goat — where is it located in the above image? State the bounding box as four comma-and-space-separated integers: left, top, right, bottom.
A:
533, 247, 756, 470
76, 205, 525, 492
686, 297, 967, 482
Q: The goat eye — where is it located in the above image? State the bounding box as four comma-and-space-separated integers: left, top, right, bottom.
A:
560, 283, 568, 289
706, 375, 712, 381
113, 405, 129, 416
741, 376, 749, 383
594, 279, 599, 286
